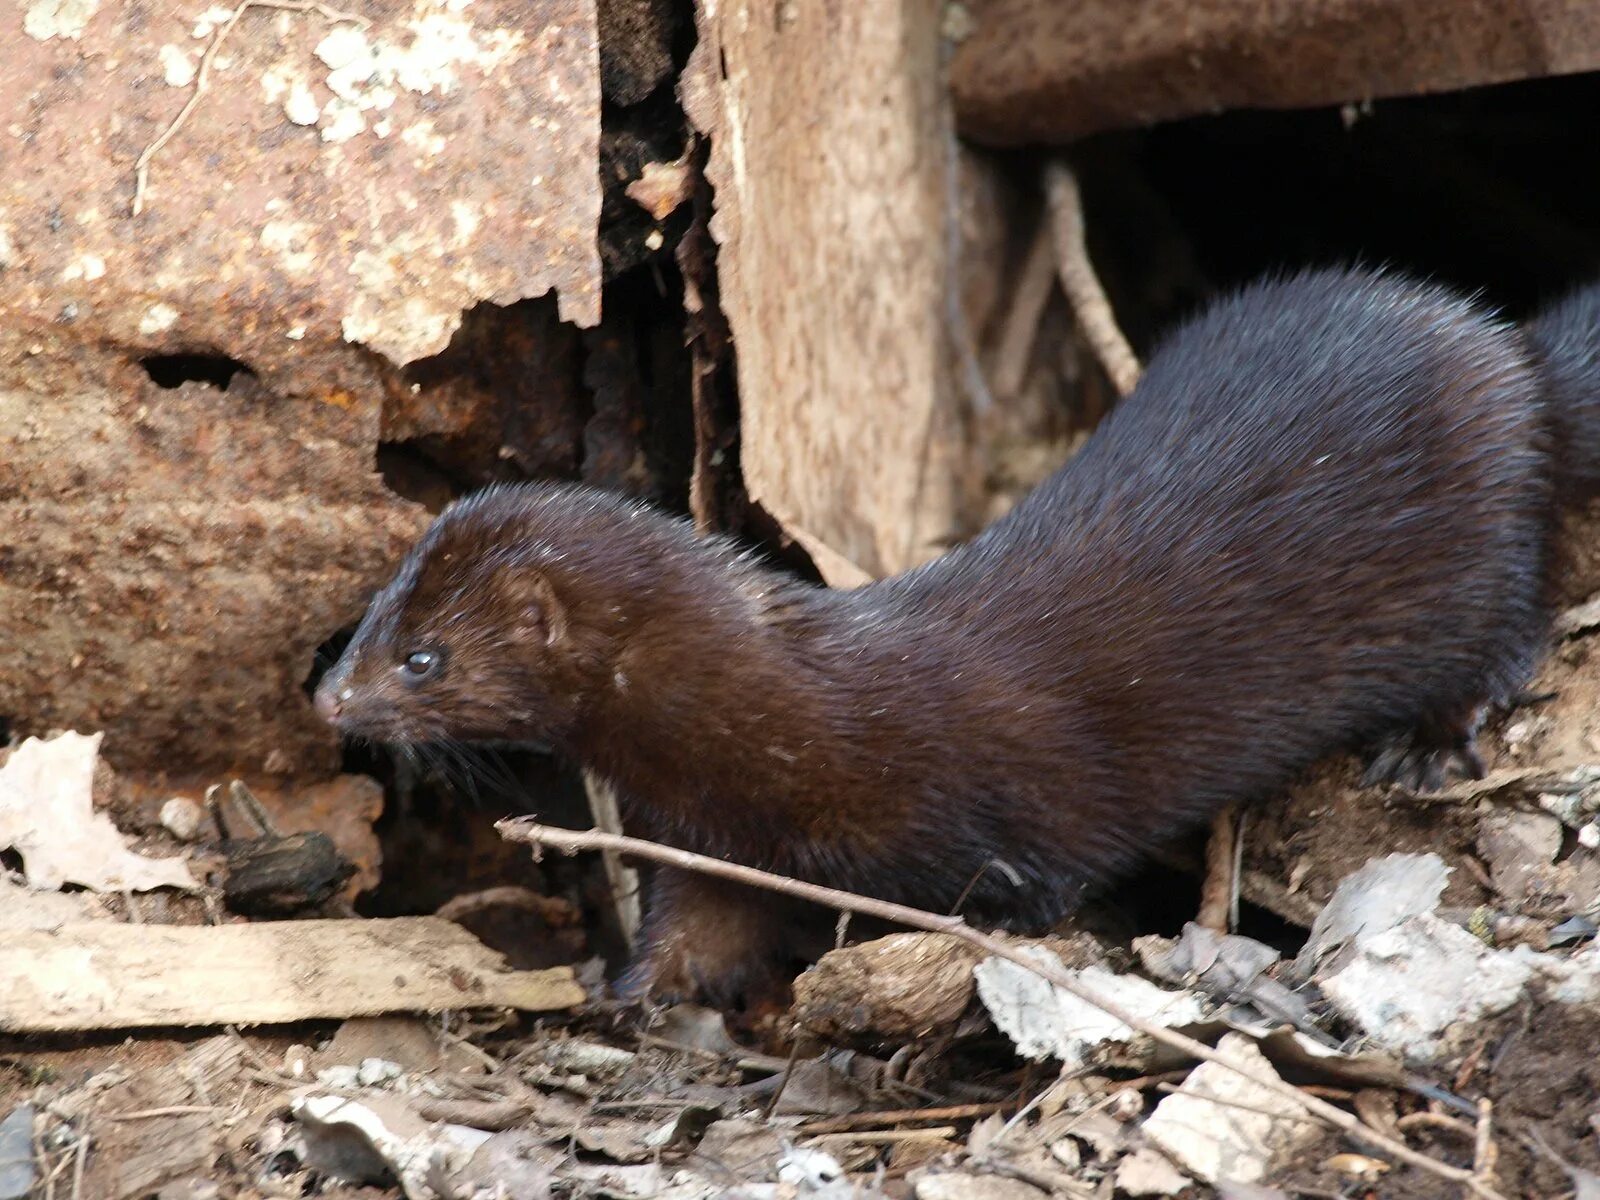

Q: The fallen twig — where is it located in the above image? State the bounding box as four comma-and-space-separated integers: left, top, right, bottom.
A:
1043, 162, 1142, 398
1196, 805, 1239, 933
806, 1126, 958, 1146
1040, 179, 1247, 935
760, 1040, 803, 1120
799, 1101, 1010, 1134
69, 1134, 87, 1200
132, 0, 368, 215
106, 1105, 223, 1122
990, 217, 1060, 403
498, 818, 1510, 1200
1397, 1111, 1478, 1139
582, 772, 643, 950
1473, 1098, 1499, 1188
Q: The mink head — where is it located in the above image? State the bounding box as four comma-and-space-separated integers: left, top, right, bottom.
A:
312, 485, 652, 748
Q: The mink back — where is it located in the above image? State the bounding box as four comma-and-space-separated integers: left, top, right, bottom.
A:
1525, 280, 1600, 498
732, 268, 1558, 923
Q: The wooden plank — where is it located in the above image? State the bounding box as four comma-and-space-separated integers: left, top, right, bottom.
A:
683, 0, 956, 583
0, 917, 585, 1032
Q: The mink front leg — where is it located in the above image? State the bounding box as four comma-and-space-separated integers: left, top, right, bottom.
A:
615, 868, 827, 1005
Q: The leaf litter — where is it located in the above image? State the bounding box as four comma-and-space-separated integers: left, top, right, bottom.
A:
7, 704, 1600, 1198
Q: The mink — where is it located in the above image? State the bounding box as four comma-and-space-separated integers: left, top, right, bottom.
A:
313, 266, 1600, 1001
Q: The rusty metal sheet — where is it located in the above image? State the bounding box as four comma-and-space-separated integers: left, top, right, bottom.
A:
0, 324, 427, 776
2, 0, 600, 370
0, 0, 601, 778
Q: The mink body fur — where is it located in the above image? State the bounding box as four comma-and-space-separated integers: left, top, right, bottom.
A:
315, 267, 1600, 1000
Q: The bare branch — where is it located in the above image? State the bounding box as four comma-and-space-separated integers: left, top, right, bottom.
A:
1043, 162, 1142, 398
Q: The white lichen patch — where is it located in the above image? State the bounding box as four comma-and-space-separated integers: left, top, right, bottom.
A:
138, 303, 180, 335
341, 297, 457, 358
320, 103, 367, 143
0, 227, 13, 269
284, 82, 322, 126
260, 63, 291, 102
159, 44, 197, 87
309, 5, 524, 145
259, 220, 318, 276
24, 0, 99, 40
399, 119, 447, 157
342, 240, 463, 355
60, 253, 106, 282
449, 200, 480, 246
191, 6, 236, 39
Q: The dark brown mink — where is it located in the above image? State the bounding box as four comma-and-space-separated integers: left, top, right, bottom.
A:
314, 266, 1600, 1002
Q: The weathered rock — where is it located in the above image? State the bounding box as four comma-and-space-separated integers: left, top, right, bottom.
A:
389, 298, 588, 487
0, 0, 603, 776
3, 0, 600, 367
950, 0, 1600, 145
0, 344, 423, 775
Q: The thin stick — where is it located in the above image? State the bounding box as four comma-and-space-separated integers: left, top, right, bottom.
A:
805, 1126, 958, 1145
132, 0, 368, 215
800, 1102, 1010, 1134
1043, 162, 1142, 398
106, 1105, 222, 1121
69, 1134, 87, 1200
1396, 1111, 1477, 1138
1473, 1098, 1498, 1187
1196, 805, 1239, 933
1230, 809, 1247, 930
989, 216, 1060, 403
581, 772, 642, 950
498, 818, 1508, 1200
687, 352, 718, 534
761, 1040, 803, 1121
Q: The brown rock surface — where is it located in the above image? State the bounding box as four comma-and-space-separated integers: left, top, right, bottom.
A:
1, 0, 600, 367
0, 335, 424, 776
950, 0, 1600, 145
0, 0, 604, 777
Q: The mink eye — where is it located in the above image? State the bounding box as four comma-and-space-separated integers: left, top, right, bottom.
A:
400, 648, 443, 681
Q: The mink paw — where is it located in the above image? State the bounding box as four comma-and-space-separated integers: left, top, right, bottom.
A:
1361, 728, 1484, 793
611, 940, 787, 1009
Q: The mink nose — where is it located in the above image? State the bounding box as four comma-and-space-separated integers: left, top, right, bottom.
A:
313, 683, 350, 724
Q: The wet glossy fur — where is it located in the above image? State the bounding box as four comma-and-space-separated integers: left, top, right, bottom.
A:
317, 267, 1600, 999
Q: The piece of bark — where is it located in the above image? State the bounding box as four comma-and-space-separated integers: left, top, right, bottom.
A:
0, 918, 585, 1032
792, 932, 984, 1042
222, 832, 355, 916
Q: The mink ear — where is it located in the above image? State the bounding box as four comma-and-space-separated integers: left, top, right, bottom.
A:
523, 572, 568, 646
